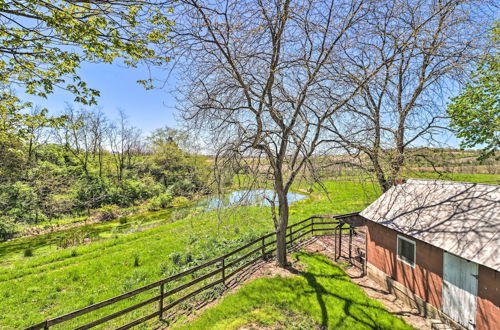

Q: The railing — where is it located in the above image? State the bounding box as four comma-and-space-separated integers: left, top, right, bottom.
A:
26, 212, 359, 330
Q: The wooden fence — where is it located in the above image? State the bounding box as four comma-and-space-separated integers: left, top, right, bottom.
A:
26, 212, 359, 330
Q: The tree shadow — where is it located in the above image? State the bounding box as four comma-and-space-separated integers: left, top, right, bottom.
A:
295, 253, 409, 329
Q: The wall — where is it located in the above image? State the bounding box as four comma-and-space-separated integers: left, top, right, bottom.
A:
366, 220, 500, 329
477, 265, 500, 330
366, 221, 443, 309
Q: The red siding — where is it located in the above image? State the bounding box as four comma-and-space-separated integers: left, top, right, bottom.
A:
366, 221, 443, 308
477, 265, 500, 330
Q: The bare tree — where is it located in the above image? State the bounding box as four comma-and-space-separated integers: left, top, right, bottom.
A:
56, 105, 94, 177
108, 110, 142, 182
25, 106, 59, 166
87, 110, 108, 179
169, 0, 388, 267
324, 0, 495, 191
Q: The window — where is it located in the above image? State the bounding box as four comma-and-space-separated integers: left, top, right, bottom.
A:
397, 235, 416, 267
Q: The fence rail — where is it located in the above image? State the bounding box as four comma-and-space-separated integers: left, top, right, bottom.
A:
26, 212, 359, 330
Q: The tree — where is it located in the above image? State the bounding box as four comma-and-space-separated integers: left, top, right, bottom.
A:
56, 105, 94, 176
169, 0, 387, 267
324, 0, 494, 191
0, 90, 63, 182
448, 22, 499, 160
108, 110, 142, 182
147, 126, 209, 195
0, 0, 173, 104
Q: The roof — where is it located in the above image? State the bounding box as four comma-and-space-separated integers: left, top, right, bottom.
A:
360, 179, 500, 271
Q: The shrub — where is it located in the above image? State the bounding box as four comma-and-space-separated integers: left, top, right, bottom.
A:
24, 248, 33, 257
147, 191, 173, 211
92, 204, 120, 222
74, 176, 108, 211
133, 254, 140, 267
171, 196, 189, 207
0, 217, 16, 242
123, 270, 149, 291
171, 252, 182, 266
58, 228, 96, 249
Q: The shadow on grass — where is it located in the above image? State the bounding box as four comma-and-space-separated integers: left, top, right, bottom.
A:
180, 252, 412, 330
297, 253, 407, 329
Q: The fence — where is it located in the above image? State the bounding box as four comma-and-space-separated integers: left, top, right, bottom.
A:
26, 212, 359, 330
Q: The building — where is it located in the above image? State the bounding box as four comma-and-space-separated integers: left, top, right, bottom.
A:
359, 179, 499, 330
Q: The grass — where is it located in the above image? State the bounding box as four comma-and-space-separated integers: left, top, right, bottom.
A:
0, 180, 379, 328
0, 172, 494, 328
178, 252, 413, 330
407, 171, 499, 184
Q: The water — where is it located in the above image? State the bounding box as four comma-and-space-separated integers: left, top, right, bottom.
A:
200, 189, 307, 210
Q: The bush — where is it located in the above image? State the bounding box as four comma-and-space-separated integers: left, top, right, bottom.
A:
58, 228, 96, 249
74, 176, 108, 211
24, 248, 33, 257
147, 191, 173, 211
171, 196, 189, 207
133, 254, 140, 267
171, 252, 182, 266
92, 205, 120, 222
107, 178, 163, 207
0, 217, 16, 242
0, 182, 47, 224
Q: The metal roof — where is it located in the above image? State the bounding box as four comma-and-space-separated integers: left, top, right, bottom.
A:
360, 179, 500, 271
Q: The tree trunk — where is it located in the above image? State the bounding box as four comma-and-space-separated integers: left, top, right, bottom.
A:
370, 155, 391, 192
275, 188, 289, 268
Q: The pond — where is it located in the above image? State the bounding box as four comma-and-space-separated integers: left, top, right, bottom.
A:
200, 189, 307, 210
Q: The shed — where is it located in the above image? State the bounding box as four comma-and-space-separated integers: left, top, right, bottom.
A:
359, 179, 499, 330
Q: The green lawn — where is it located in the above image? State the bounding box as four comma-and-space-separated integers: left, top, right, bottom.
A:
178, 252, 413, 330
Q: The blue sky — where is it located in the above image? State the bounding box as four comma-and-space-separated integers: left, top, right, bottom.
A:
17, 60, 462, 148
19, 61, 178, 134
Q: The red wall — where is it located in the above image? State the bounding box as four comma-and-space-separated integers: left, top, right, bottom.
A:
366, 221, 500, 329
366, 221, 443, 308
477, 265, 500, 330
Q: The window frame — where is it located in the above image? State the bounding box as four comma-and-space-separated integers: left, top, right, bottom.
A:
397, 235, 416, 268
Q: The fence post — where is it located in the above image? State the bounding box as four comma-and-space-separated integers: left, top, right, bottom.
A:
310, 217, 314, 235
44, 320, 49, 330
159, 283, 164, 320
334, 225, 337, 260
289, 226, 293, 247
349, 227, 353, 262
337, 223, 343, 261
221, 257, 226, 287
261, 237, 266, 260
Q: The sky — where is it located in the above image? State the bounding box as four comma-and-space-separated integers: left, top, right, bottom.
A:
18, 61, 179, 134
17, 59, 462, 148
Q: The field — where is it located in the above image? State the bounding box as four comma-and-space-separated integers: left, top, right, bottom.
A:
0, 180, 379, 328
0, 172, 497, 328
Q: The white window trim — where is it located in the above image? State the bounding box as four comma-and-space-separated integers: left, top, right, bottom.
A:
397, 235, 416, 268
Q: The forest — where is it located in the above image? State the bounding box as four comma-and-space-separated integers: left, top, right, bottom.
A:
0, 100, 210, 240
